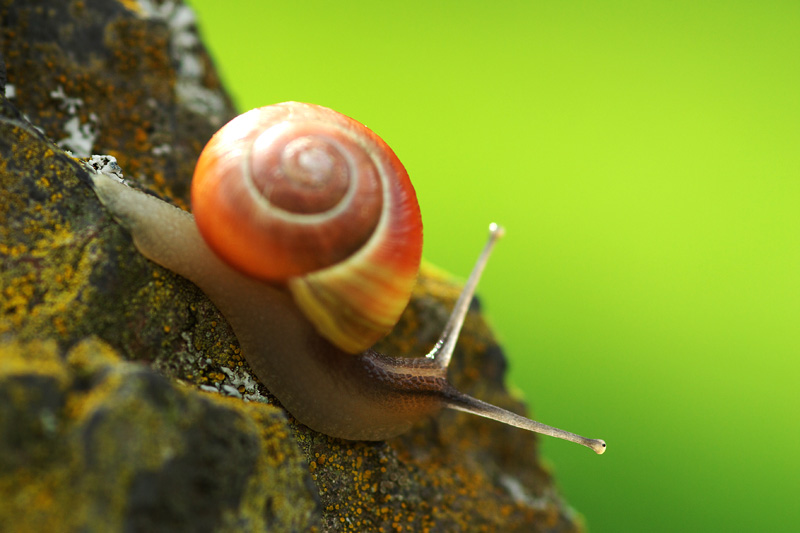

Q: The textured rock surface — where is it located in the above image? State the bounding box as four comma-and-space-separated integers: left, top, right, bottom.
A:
0, 337, 319, 532
0, 1, 583, 531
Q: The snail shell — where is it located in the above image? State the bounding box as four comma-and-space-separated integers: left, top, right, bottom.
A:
191, 102, 423, 353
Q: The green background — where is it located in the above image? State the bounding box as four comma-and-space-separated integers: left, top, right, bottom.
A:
186, 1, 799, 531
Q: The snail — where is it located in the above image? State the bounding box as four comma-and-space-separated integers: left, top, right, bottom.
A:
89, 102, 606, 454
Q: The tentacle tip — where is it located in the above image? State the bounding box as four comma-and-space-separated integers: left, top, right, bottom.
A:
488, 222, 506, 238
590, 439, 607, 455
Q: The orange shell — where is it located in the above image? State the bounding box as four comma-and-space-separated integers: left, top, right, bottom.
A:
191, 102, 423, 353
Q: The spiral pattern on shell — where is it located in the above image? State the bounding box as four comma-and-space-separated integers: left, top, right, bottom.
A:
191, 102, 423, 353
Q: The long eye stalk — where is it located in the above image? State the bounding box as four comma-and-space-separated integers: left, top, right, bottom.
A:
427, 223, 505, 369
429, 224, 607, 455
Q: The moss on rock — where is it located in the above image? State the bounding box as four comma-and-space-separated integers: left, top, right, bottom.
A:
0, 337, 321, 532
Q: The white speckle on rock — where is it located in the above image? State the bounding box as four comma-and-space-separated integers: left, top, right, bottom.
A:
168, 4, 196, 31
177, 52, 202, 79
83, 155, 124, 180
218, 365, 267, 402
175, 81, 227, 121
133, 0, 226, 122
50, 85, 84, 114
152, 143, 172, 156
499, 475, 550, 511
50, 86, 98, 156
4, 83, 15, 98
222, 384, 242, 398
58, 115, 98, 157
134, 0, 177, 19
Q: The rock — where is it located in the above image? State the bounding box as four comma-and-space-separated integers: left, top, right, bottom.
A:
0, 1, 583, 531
0, 337, 320, 532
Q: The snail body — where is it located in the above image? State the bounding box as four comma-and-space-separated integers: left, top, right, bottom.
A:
90, 102, 606, 453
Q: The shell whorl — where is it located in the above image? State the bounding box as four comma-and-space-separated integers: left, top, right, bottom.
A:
192, 102, 423, 353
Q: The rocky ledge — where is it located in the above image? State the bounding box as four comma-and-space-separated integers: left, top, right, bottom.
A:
0, 1, 582, 531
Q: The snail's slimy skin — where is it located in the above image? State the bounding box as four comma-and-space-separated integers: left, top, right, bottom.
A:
91, 172, 606, 452
92, 174, 438, 440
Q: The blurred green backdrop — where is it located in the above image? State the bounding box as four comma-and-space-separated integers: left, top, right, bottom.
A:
185, 1, 799, 531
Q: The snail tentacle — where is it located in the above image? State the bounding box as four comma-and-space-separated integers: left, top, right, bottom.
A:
441, 388, 607, 454
411, 223, 606, 454
426, 223, 505, 369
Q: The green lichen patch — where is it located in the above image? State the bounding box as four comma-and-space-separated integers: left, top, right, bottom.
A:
0, 104, 174, 359
0, 336, 321, 533
0, 113, 98, 342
